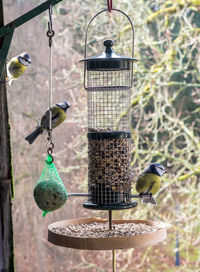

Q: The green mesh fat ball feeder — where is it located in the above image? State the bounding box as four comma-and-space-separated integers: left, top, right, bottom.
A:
34, 154, 68, 217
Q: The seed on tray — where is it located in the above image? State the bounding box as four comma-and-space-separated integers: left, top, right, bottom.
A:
51, 222, 162, 238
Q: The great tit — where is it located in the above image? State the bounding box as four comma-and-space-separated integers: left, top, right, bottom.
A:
6, 52, 31, 86
136, 163, 166, 205
25, 101, 70, 144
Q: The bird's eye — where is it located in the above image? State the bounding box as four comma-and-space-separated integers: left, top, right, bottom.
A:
19, 57, 29, 66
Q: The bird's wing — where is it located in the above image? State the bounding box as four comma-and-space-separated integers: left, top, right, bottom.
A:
135, 172, 145, 183
146, 181, 155, 194
40, 111, 48, 128
136, 173, 149, 193
52, 112, 60, 120
51, 107, 62, 127
40, 107, 62, 129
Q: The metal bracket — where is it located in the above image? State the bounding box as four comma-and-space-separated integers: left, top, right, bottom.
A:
0, 0, 64, 80
0, 31, 13, 79
68, 193, 90, 197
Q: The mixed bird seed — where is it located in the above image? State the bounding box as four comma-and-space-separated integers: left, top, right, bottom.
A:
51, 222, 162, 238
88, 128, 133, 198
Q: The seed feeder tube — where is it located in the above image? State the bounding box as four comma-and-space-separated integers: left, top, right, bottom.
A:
80, 9, 138, 211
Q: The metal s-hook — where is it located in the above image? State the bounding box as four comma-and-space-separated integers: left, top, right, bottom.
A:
107, 0, 113, 12
47, 4, 55, 47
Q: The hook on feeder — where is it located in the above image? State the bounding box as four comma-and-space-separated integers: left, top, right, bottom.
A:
46, 129, 54, 162
47, 4, 55, 47
107, 0, 113, 12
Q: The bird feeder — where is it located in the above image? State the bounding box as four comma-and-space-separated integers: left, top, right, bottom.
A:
81, 10, 137, 211
47, 8, 167, 271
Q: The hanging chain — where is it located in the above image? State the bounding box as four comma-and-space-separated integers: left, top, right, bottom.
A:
47, 130, 55, 157
46, 4, 55, 161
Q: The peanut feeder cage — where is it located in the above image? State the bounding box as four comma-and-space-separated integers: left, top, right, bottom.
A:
48, 8, 167, 271
83, 34, 137, 211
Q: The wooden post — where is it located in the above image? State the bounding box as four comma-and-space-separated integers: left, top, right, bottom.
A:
0, 1, 14, 271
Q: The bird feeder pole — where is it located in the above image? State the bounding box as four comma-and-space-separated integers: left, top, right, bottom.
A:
0, 0, 65, 80
112, 250, 116, 272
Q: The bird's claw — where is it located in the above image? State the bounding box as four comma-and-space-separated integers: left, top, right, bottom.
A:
139, 193, 157, 205
139, 193, 152, 199
139, 193, 143, 198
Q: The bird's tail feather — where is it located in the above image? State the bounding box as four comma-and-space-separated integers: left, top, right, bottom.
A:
25, 126, 43, 144
141, 196, 157, 205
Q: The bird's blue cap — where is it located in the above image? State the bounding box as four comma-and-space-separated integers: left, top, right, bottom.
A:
56, 101, 70, 111
19, 52, 31, 63
150, 163, 163, 168
144, 163, 166, 176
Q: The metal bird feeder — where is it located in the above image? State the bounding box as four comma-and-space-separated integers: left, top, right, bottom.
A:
81, 9, 137, 211
47, 7, 167, 271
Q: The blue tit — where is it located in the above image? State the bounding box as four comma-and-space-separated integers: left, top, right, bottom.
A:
136, 163, 166, 205
25, 101, 70, 144
6, 52, 31, 86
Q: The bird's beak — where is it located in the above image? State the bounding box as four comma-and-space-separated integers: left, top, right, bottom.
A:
164, 169, 168, 173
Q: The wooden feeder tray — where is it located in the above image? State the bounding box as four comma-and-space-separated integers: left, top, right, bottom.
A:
48, 217, 167, 250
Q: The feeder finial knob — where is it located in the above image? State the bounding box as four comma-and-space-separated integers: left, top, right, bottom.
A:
103, 39, 114, 54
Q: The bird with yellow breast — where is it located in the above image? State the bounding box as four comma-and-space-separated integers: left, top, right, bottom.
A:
25, 101, 70, 144
6, 52, 31, 86
136, 163, 167, 205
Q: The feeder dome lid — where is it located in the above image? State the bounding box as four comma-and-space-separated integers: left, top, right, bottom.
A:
80, 39, 137, 70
